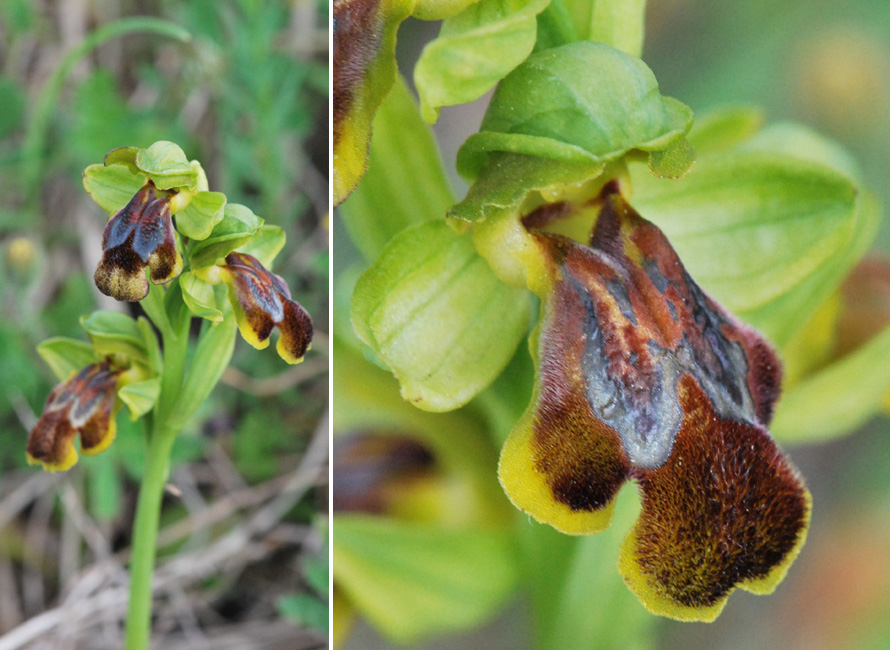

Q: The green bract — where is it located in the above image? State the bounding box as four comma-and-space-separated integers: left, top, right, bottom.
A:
456, 42, 694, 180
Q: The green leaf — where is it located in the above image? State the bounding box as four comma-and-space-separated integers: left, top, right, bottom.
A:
457, 41, 693, 181
135, 140, 196, 190
772, 322, 890, 443
80, 311, 147, 362
174, 191, 226, 241
118, 378, 161, 420
339, 77, 455, 261
180, 272, 225, 322
188, 203, 263, 269
82, 163, 147, 214
37, 337, 99, 381
633, 152, 864, 347
278, 594, 328, 633
449, 152, 603, 223
235, 224, 286, 268
0, 75, 25, 138
333, 515, 518, 644
351, 221, 529, 412
414, 0, 550, 123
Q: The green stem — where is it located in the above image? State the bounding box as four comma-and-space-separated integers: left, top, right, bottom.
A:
588, 0, 647, 57
123, 293, 191, 649
123, 420, 178, 650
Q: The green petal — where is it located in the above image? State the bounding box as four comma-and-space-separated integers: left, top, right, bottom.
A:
180, 271, 225, 322
457, 42, 693, 180
174, 190, 226, 241
82, 163, 147, 214
118, 377, 160, 420
333, 515, 518, 644
414, 0, 550, 123
187, 202, 263, 269
351, 221, 529, 412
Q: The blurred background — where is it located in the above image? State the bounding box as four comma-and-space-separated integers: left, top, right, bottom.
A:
339, 0, 890, 648
0, 1, 328, 648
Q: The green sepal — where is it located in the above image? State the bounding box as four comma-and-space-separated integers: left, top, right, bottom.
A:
134, 140, 197, 190
333, 515, 519, 645
118, 377, 161, 421
36, 337, 101, 381
632, 152, 864, 348
80, 311, 147, 363
456, 42, 693, 181
351, 221, 529, 412
741, 121, 863, 182
180, 271, 226, 323
187, 203, 263, 269
235, 224, 286, 268
413, 0, 483, 20
174, 190, 226, 241
772, 320, 890, 443
414, 0, 550, 123
82, 163, 147, 214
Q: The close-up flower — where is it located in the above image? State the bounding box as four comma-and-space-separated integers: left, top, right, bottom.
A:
94, 181, 182, 301
218, 252, 314, 364
26, 361, 123, 472
335, 1, 890, 648
496, 182, 810, 620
